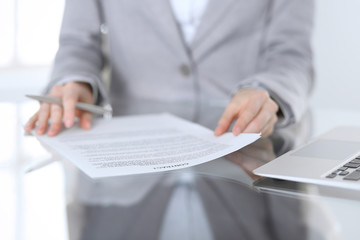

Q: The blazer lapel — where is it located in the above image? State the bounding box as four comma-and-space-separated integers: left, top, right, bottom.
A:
142, 0, 237, 60
143, 0, 190, 61
191, 0, 236, 50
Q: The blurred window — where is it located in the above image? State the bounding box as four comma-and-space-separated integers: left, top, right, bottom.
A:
0, 0, 64, 68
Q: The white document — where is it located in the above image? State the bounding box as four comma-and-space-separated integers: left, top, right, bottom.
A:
36, 113, 260, 178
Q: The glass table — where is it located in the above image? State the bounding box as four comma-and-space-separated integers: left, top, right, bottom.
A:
1, 99, 360, 240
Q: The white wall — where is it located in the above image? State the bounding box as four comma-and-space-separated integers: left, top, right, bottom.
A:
311, 0, 360, 110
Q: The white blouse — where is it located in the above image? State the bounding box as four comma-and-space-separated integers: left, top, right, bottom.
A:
169, 0, 209, 45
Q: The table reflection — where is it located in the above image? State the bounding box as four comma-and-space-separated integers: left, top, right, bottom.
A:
66, 171, 309, 240
60, 103, 319, 240
3, 98, 341, 240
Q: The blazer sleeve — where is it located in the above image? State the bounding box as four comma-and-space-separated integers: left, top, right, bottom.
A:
236, 0, 314, 128
44, 0, 109, 105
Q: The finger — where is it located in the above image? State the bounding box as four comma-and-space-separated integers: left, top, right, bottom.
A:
232, 108, 259, 136
77, 83, 94, 104
25, 111, 39, 130
259, 101, 278, 137
241, 110, 272, 134
260, 115, 278, 137
75, 109, 82, 118
62, 90, 78, 128
214, 103, 238, 136
261, 125, 274, 138
242, 99, 278, 133
36, 103, 51, 135
232, 98, 270, 136
232, 90, 272, 135
79, 112, 92, 130
48, 104, 63, 137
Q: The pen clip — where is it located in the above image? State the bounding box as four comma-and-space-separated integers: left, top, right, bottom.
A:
103, 104, 113, 120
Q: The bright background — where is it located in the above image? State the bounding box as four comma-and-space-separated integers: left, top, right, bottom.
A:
1, 1, 360, 240
0, 0, 64, 101
312, 0, 360, 110
1, 0, 360, 110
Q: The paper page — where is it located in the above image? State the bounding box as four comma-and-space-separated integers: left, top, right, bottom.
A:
35, 113, 260, 178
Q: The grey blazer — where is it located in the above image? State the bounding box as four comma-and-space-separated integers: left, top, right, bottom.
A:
47, 0, 314, 127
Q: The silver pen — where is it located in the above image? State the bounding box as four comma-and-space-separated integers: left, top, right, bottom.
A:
25, 94, 113, 116
25, 94, 113, 173
25, 158, 58, 173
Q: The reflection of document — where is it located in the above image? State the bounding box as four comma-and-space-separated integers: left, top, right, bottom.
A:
36, 113, 260, 178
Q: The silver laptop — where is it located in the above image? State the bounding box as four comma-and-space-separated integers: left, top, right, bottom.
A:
253, 126, 360, 190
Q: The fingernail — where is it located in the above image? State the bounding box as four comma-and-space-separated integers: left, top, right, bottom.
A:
214, 127, 221, 136
84, 121, 91, 129
65, 118, 72, 128
36, 126, 43, 134
233, 127, 241, 136
48, 128, 58, 136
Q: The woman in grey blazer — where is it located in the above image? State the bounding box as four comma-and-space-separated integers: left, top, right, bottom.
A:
25, 0, 314, 138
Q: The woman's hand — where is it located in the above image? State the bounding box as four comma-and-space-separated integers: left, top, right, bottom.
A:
25, 82, 94, 137
215, 88, 279, 137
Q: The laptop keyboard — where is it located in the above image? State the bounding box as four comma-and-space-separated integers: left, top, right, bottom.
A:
326, 156, 360, 181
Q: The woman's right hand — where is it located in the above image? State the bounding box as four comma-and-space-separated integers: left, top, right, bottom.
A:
25, 82, 94, 137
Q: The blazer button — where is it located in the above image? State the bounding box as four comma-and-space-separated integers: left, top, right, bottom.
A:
179, 64, 191, 77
